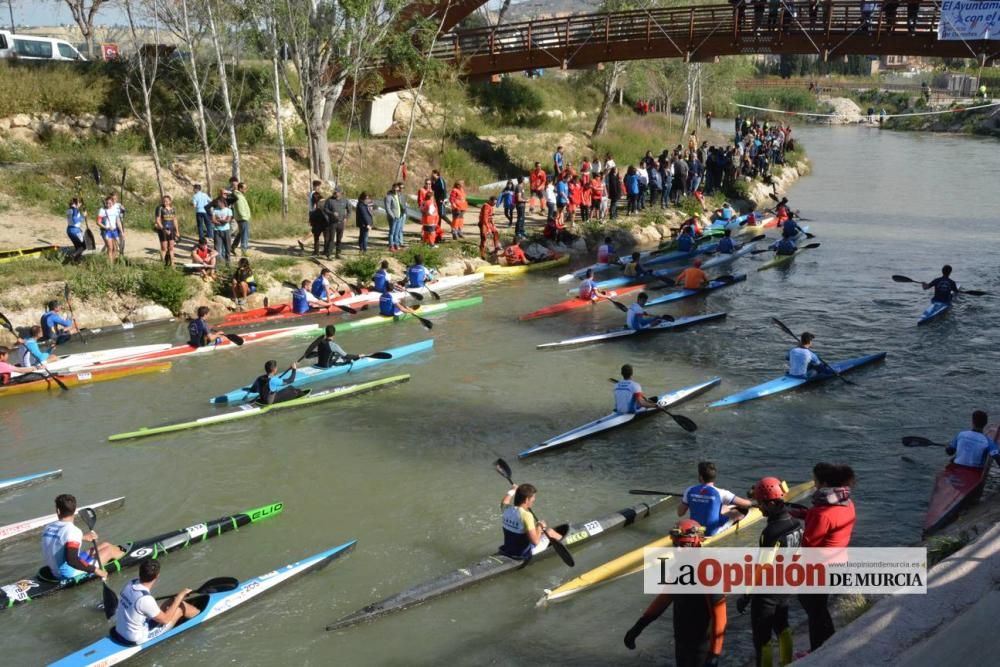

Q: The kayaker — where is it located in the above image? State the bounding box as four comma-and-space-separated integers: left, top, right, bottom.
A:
717, 229, 736, 255
379, 284, 420, 319
775, 197, 791, 225
292, 279, 332, 314
249, 360, 300, 405
406, 255, 433, 288
675, 225, 697, 253
793, 463, 856, 651
41, 494, 122, 580
947, 410, 1000, 469
372, 260, 395, 293
737, 477, 803, 667
626, 293, 662, 330
499, 483, 564, 560
678, 461, 752, 536
622, 252, 648, 279
623, 518, 728, 666
578, 268, 610, 302
788, 332, 822, 379
311, 268, 338, 301
675, 258, 710, 290
921, 264, 959, 306
187, 306, 224, 348
503, 243, 528, 266
478, 195, 500, 259
770, 236, 797, 256
0, 346, 43, 385
114, 559, 198, 645
40, 301, 78, 346
718, 202, 735, 222
780, 213, 805, 239
597, 236, 616, 264
614, 363, 659, 413
315, 325, 356, 368
14, 326, 56, 366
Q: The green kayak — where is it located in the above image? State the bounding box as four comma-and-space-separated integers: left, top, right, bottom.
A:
109, 374, 410, 441
295, 296, 482, 337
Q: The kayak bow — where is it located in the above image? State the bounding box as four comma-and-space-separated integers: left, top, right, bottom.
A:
536, 313, 727, 350
293, 297, 481, 336
918, 301, 950, 326
0, 469, 63, 496
645, 274, 747, 307
0, 497, 125, 548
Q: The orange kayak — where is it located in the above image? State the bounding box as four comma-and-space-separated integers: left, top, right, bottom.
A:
519, 284, 645, 321
0, 361, 171, 398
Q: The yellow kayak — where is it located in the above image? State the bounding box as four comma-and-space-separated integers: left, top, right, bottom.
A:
476, 254, 569, 276
539, 480, 815, 604
0, 361, 171, 398
0, 245, 59, 264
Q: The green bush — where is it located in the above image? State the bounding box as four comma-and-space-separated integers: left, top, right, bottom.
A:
397, 243, 444, 269
733, 88, 818, 113
66, 257, 143, 301
341, 254, 382, 286
139, 266, 192, 315
469, 78, 543, 125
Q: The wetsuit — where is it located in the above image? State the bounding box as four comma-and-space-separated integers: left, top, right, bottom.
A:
317, 339, 350, 368
250, 368, 298, 404
748, 510, 804, 666
626, 592, 727, 666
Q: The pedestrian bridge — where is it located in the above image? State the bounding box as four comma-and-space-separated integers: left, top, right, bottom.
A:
381, 1, 998, 91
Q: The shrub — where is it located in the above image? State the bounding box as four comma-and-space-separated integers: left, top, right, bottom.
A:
733, 88, 818, 113
139, 265, 192, 314
341, 254, 382, 286
397, 243, 444, 269
68, 257, 143, 300
468, 78, 544, 125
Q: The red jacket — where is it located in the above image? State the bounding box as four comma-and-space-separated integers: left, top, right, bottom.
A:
803, 501, 855, 548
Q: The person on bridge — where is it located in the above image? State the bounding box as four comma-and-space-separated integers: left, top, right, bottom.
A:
907, 0, 920, 35
883, 0, 900, 31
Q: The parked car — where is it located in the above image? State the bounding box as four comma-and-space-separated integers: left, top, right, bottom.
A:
0, 31, 87, 61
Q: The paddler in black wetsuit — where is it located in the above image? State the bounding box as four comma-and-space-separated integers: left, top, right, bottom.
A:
736, 477, 804, 667
314, 325, 359, 368
624, 519, 728, 666
248, 360, 301, 405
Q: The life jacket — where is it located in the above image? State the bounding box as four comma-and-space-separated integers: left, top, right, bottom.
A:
504, 245, 527, 265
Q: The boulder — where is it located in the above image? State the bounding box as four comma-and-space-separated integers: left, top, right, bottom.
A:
10, 113, 31, 128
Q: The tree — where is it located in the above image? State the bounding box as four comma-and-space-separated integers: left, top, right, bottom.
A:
6, 0, 16, 32
60, 0, 110, 58
274, 0, 406, 182
205, 0, 240, 180
123, 0, 165, 198
592, 61, 625, 137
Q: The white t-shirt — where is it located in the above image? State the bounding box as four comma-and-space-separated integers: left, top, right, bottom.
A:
788, 347, 820, 378
626, 302, 645, 330
97, 206, 120, 231
605, 159, 617, 171
579, 278, 597, 300
41, 520, 83, 577
614, 379, 643, 414
116, 579, 162, 643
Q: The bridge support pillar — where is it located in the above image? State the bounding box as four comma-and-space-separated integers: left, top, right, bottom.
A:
364, 92, 400, 136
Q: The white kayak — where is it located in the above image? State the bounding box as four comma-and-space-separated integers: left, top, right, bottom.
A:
12, 344, 172, 377
0, 497, 125, 547
536, 312, 727, 350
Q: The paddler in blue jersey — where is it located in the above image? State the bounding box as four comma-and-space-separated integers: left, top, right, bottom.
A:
788, 332, 822, 379
499, 483, 564, 560
406, 254, 433, 288
187, 306, 227, 348
626, 293, 662, 330
13, 325, 56, 366
248, 359, 301, 404
372, 260, 396, 293
378, 284, 421, 319
780, 213, 805, 239
311, 268, 339, 301
675, 225, 697, 253
614, 364, 659, 414
292, 279, 332, 314
921, 264, 959, 307
40, 301, 78, 345
578, 268, 610, 302
717, 228, 736, 254
678, 462, 752, 537
769, 236, 797, 256
947, 410, 1000, 469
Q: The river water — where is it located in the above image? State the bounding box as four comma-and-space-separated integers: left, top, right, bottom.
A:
3, 124, 1000, 665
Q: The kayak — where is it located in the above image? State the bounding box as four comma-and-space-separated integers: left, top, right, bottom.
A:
81, 317, 178, 338
566, 243, 755, 295
405, 273, 484, 297
741, 213, 780, 235
94, 324, 319, 367
708, 352, 888, 409
645, 274, 747, 307
476, 255, 570, 276
519, 285, 645, 321
0, 469, 63, 496
540, 480, 815, 603
51, 541, 355, 667
923, 460, 991, 536
0, 497, 125, 548
11, 344, 173, 377
556, 261, 616, 284
517, 377, 721, 458
0, 501, 283, 610
658, 228, 725, 252
643, 242, 719, 269
757, 250, 803, 272
536, 312, 727, 350
111, 375, 410, 441
0, 244, 59, 264
221, 289, 369, 327
325, 496, 672, 631
1, 362, 171, 399
918, 301, 950, 326
293, 297, 482, 335
210, 339, 434, 404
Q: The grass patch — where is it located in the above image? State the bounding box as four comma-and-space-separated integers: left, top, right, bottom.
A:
341, 254, 382, 287
734, 87, 818, 113
398, 244, 446, 269
927, 534, 972, 566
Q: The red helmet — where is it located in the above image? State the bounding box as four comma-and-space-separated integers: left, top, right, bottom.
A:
670, 519, 703, 547
753, 477, 787, 502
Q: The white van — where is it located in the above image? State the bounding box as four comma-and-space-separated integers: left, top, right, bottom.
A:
0, 31, 87, 61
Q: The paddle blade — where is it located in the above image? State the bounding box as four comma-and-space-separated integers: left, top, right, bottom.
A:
224, 333, 244, 346
609, 300, 629, 313
80, 507, 98, 531
427, 289, 441, 301
417, 316, 433, 331
494, 458, 514, 485
961, 290, 989, 297
0, 311, 13, 334
802, 242, 821, 250
901, 436, 947, 448
748, 234, 766, 242
551, 539, 575, 567
281, 281, 298, 290
657, 314, 676, 323
365, 352, 393, 360
891, 275, 917, 284
102, 582, 118, 619
715, 275, 735, 284
46, 371, 70, 392
667, 411, 698, 433
298, 335, 324, 362
407, 291, 425, 301
335, 305, 358, 314
770, 317, 797, 340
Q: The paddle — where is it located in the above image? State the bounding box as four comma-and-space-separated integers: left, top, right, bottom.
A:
492, 458, 575, 567
891, 275, 989, 297
770, 317, 855, 387
751, 242, 820, 256
80, 508, 117, 619
0, 311, 14, 335
63, 283, 87, 344
222, 333, 244, 346
309, 257, 363, 294
154, 576, 239, 603
118, 167, 127, 255
628, 489, 686, 496
298, 336, 324, 362
901, 436, 949, 448
606, 378, 698, 432
280, 281, 358, 315
607, 299, 676, 323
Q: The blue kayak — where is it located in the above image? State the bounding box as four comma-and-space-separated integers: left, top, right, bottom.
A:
918, 301, 950, 326
645, 274, 747, 307
708, 352, 887, 409
0, 469, 62, 495
210, 339, 434, 404
644, 242, 719, 268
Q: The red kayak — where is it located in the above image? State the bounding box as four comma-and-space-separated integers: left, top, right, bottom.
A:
87, 323, 319, 367
923, 459, 992, 536
519, 284, 645, 321
222, 290, 372, 327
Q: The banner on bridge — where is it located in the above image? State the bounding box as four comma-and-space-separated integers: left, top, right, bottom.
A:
938, 1, 1000, 40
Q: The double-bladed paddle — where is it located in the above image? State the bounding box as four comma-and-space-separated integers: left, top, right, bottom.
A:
63, 283, 87, 344
606, 378, 698, 432
493, 458, 574, 567
80, 508, 117, 619
751, 242, 820, 255
0, 310, 69, 390
606, 299, 675, 322
770, 317, 854, 386
280, 281, 358, 315
901, 436, 948, 448
891, 274, 989, 296
628, 489, 685, 496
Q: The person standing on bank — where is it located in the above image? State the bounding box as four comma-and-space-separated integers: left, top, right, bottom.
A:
356, 192, 374, 254
231, 182, 252, 257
